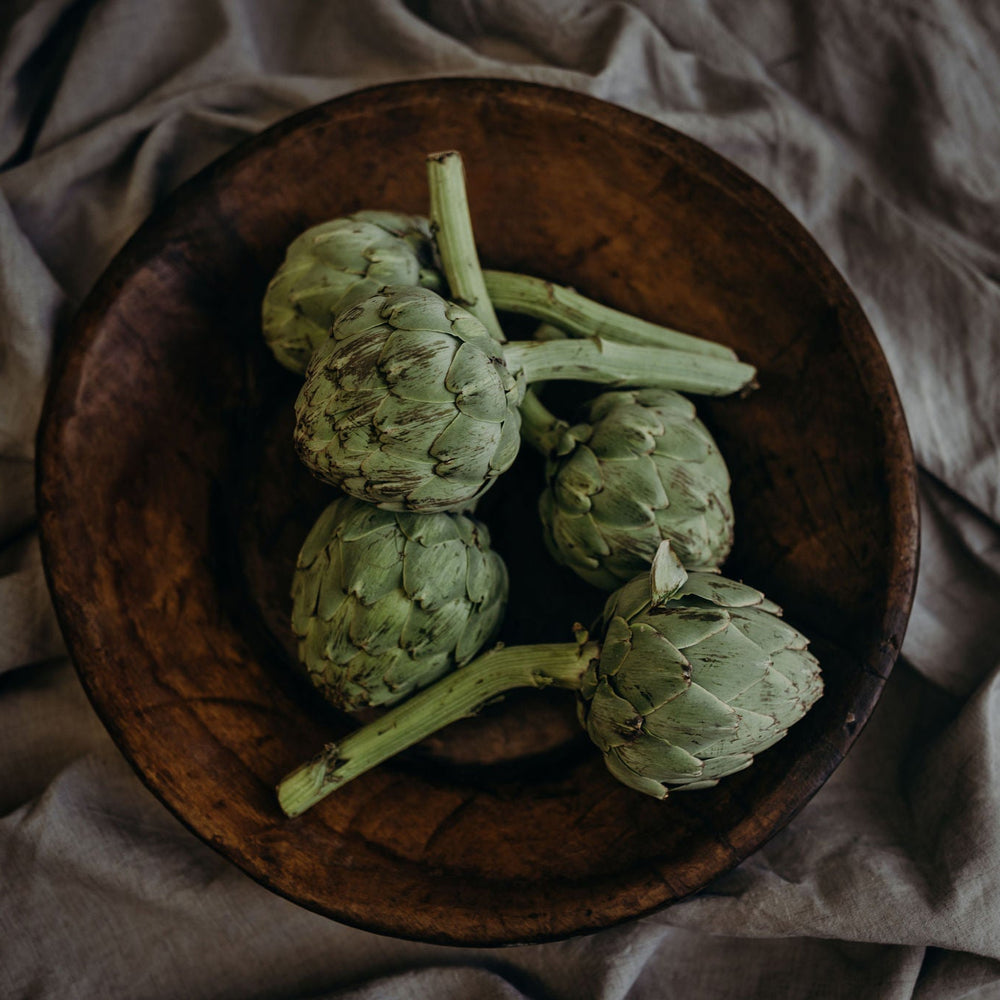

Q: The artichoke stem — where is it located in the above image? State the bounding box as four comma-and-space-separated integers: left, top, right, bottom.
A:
277, 640, 599, 817
427, 151, 505, 343
503, 337, 756, 397
518, 388, 571, 457
483, 270, 738, 360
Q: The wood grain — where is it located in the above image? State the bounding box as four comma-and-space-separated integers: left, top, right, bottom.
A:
36, 79, 919, 945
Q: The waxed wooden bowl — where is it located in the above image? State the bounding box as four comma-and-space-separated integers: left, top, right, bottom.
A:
37, 79, 919, 945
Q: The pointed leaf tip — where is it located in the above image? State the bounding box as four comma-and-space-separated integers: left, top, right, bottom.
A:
651, 541, 687, 604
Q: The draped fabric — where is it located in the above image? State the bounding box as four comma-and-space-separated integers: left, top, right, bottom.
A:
2, 2, 998, 996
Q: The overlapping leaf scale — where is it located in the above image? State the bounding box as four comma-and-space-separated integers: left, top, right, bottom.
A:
679, 572, 780, 612
380, 329, 461, 403
583, 678, 644, 751
590, 455, 666, 527
601, 574, 654, 624
602, 622, 690, 714
614, 736, 705, 783
585, 402, 661, 460
595, 535, 662, 584
603, 746, 671, 799
675, 623, 772, 703
454, 579, 506, 662
541, 493, 608, 574
769, 645, 824, 705
639, 605, 731, 650
550, 446, 602, 514
338, 525, 403, 603
380, 648, 452, 701
402, 534, 468, 608
642, 681, 740, 753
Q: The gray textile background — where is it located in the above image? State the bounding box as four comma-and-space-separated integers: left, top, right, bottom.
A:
2, 1, 999, 997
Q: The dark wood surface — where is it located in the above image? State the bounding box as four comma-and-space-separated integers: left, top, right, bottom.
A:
36, 79, 919, 945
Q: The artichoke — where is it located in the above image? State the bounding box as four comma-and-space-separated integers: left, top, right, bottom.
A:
291, 495, 508, 711
293, 285, 523, 512
521, 388, 734, 589
278, 542, 822, 816
580, 540, 823, 797
294, 285, 755, 513
261, 211, 443, 373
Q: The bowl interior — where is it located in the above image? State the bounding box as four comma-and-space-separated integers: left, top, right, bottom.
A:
37, 79, 918, 945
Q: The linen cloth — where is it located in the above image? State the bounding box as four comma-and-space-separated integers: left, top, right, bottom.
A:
2, 1, 999, 996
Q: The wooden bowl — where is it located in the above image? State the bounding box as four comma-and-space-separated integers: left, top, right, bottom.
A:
37, 79, 918, 945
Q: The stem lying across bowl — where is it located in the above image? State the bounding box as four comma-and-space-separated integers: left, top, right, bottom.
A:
502, 336, 755, 396
484, 269, 738, 359
278, 639, 597, 818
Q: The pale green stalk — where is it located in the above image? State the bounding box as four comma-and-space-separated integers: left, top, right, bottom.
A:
504, 337, 756, 397
484, 270, 736, 359
518, 389, 571, 457
427, 151, 505, 343
277, 639, 598, 817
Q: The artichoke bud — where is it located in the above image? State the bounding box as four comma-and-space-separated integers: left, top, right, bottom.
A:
291, 495, 509, 711
578, 542, 823, 798
539, 388, 735, 589
294, 286, 524, 513
261, 212, 442, 375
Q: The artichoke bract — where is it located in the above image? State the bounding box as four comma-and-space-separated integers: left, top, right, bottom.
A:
294, 285, 755, 513
261, 211, 443, 373
291, 495, 508, 710
522, 388, 734, 589
277, 543, 822, 816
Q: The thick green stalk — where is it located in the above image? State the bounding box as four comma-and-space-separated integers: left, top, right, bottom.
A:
484, 270, 737, 359
518, 389, 571, 457
427, 151, 505, 343
277, 639, 598, 817
503, 337, 756, 397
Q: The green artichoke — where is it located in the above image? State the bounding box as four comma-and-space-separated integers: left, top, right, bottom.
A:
291, 495, 508, 711
580, 541, 823, 797
294, 285, 523, 512
278, 542, 822, 816
294, 285, 755, 513
261, 211, 443, 373
522, 388, 734, 589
